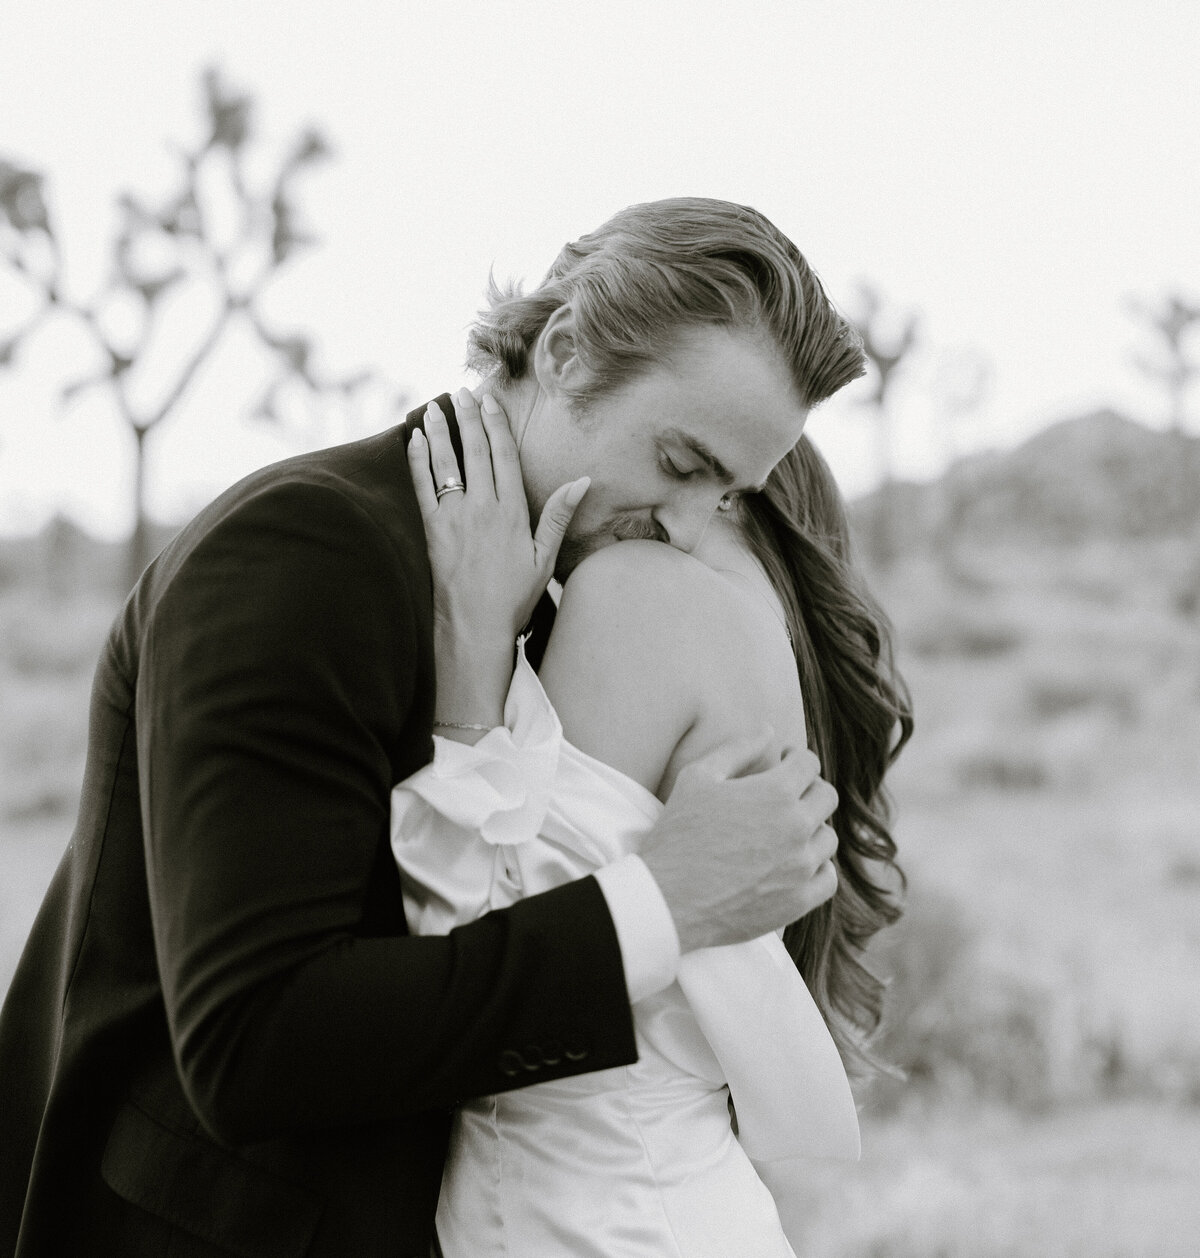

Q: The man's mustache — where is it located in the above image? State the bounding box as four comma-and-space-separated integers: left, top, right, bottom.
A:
555, 513, 668, 583
610, 515, 667, 544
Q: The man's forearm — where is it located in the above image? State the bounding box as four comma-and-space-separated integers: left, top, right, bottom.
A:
173, 877, 638, 1144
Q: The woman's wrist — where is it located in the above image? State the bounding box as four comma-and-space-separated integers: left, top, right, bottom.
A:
432, 609, 519, 660
432, 629, 512, 740
432, 720, 496, 747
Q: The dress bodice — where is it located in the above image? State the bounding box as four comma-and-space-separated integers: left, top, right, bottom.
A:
390, 645, 858, 1257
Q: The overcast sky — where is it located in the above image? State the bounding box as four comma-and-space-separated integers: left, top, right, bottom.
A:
1, 0, 1197, 538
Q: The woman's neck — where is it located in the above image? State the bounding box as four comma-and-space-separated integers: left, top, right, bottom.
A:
694, 511, 762, 581
694, 513, 791, 640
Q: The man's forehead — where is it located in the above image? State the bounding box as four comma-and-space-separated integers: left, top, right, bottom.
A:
650, 325, 808, 481
662, 421, 801, 493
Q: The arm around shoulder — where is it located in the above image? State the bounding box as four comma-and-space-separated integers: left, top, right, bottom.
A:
138, 477, 635, 1142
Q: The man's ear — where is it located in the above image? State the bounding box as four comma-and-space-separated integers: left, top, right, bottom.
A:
532, 305, 585, 397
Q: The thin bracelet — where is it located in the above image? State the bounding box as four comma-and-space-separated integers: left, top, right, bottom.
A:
433, 720, 497, 732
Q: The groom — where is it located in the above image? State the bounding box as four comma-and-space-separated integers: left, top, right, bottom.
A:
0, 198, 865, 1257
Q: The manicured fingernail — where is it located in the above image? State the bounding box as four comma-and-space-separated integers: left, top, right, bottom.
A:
410, 428, 425, 448
456, 387, 474, 410
426, 401, 443, 421
481, 393, 500, 414
566, 476, 591, 506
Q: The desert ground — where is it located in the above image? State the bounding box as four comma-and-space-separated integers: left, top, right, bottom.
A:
2, 488, 1198, 1255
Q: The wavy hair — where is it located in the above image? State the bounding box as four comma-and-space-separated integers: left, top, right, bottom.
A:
738, 435, 912, 1076
467, 197, 865, 409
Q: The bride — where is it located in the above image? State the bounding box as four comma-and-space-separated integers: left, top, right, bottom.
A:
394, 395, 910, 1256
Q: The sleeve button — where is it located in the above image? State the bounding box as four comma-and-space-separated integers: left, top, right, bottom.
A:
563, 1036, 590, 1062
521, 1045, 542, 1072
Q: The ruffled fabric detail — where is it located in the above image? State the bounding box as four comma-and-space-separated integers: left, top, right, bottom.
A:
393, 640, 561, 850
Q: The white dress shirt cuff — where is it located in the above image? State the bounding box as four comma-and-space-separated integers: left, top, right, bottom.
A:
593, 854, 681, 1005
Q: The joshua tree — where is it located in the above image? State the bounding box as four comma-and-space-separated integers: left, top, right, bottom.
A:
1128, 291, 1200, 435
931, 346, 992, 585
0, 67, 379, 589
852, 282, 920, 565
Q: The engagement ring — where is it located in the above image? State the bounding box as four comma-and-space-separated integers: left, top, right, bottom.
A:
435, 477, 466, 499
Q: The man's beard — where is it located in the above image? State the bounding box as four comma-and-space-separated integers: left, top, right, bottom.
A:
554, 513, 666, 583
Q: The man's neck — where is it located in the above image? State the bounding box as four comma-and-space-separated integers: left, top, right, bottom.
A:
487, 376, 540, 453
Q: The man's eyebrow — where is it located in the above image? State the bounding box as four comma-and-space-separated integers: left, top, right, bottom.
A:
665, 428, 767, 493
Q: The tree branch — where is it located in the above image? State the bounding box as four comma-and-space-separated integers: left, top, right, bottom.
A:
143, 301, 236, 431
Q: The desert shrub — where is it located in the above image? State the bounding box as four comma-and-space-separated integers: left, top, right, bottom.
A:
867, 878, 1200, 1113
0, 673, 89, 821
1026, 675, 1136, 723
5, 782, 78, 821
1173, 560, 1200, 618
954, 751, 1049, 792
1165, 855, 1200, 887
907, 614, 1023, 660
869, 886, 1059, 1111
1059, 573, 1124, 605
1, 590, 116, 677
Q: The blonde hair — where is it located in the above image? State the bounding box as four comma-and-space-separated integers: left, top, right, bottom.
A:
467, 197, 865, 408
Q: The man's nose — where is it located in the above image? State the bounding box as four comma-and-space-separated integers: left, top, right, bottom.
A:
654, 494, 720, 553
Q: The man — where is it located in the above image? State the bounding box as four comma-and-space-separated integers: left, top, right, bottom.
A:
0, 197, 865, 1256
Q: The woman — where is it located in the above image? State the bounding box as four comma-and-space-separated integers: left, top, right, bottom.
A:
393, 404, 911, 1255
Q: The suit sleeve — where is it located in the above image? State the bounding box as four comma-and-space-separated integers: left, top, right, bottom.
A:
136, 478, 637, 1145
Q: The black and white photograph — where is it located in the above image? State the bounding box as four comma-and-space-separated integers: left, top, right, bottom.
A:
1, 3, 1198, 1254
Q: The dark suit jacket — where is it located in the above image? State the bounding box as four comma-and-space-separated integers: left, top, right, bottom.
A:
0, 412, 637, 1257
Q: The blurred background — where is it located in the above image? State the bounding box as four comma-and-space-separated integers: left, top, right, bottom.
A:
2, 2, 1198, 1254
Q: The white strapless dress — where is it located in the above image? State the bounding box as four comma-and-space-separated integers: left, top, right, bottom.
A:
390, 646, 859, 1258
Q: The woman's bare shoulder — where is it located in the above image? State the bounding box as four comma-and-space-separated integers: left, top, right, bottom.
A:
555, 539, 725, 623
539, 541, 798, 797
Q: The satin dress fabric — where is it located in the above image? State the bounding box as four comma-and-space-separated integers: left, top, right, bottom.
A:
390, 645, 859, 1258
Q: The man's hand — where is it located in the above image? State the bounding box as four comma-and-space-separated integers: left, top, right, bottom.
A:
640, 729, 839, 953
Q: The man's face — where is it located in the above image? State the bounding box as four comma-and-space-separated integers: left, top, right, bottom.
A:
518, 326, 809, 580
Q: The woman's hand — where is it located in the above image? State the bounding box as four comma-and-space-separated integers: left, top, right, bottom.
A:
407, 388, 589, 736
409, 388, 589, 645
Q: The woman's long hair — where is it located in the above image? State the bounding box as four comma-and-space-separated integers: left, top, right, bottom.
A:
738, 434, 912, 1075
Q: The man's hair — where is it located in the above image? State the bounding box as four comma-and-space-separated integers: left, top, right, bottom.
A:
467, 197, 866, 409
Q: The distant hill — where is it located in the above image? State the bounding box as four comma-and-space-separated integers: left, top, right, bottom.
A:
853, 410, 1200, 554
0, 517, 178, 595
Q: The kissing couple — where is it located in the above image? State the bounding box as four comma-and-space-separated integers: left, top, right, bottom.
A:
0, 197, 910, 1257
